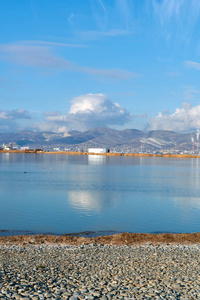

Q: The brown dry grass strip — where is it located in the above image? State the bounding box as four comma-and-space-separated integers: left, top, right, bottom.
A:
1, 232, 200, 245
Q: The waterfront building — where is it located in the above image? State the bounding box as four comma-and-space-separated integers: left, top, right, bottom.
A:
88, 148, 109, 154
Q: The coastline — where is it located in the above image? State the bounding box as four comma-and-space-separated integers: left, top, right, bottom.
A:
1, 232, 200, 245
1, 149, 200, 159
2, 232, 200, 299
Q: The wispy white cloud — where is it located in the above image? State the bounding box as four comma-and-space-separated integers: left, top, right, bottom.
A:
152, 0, 184, 23
19, 40, 85, 48
183, 86, 200, 100
73, 0, 200, 43
152, 0, 200, 22
0, 43, 75, 69
0, 41, 137, 80
147, 103, 200, 132
79, 29, 129, 39
29, 0, 40, 23
98, 0, 107, 13
167, 72, 180, 77
0, 78, 9, 88
80, 66, 136, 80
150, 0, 200, 43
115, 0, 134, 30
185, 60, 200, 70
70, 0, 134, 40
67, 13, 75, 24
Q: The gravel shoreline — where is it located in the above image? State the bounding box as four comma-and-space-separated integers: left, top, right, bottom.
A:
1, 240, 200, 299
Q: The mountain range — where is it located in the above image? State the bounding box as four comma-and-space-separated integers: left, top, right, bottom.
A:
0, 127, 196, 152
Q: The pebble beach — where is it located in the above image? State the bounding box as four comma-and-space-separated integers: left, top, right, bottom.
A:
1, 235, 200, 299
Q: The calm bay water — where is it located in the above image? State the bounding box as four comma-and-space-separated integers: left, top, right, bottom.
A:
1, 153, 200, 235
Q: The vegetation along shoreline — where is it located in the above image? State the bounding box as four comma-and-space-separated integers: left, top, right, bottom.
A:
1, 149, 200, 159
2, 232, 200, 245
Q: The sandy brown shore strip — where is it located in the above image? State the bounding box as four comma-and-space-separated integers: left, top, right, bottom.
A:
1, 232, 200, 245
1, 149, 200, 158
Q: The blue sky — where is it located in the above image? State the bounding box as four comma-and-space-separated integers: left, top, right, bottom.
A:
1, 0, 200, 133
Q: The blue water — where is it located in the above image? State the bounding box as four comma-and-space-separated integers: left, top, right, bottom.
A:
1, 153, 200, 235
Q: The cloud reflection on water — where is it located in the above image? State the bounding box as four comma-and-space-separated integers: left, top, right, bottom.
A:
68, 190, 105, 213
67, 188, 122, 215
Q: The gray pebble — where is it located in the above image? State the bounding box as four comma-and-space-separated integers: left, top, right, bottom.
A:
1, 244, 200, 299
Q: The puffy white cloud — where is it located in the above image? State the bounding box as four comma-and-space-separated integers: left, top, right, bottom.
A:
69, 93, 132, 126
36, 122, 68, 133
44, 93, 133, 131
0, 109, 31, 132
0, 111, 10, 120
147, 103, 200, 132
0, 95, 133, 133
0, 109, 30, 120
69, 93, 114, 114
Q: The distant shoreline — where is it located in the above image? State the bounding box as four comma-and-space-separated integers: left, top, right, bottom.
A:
0, 149, 200, 159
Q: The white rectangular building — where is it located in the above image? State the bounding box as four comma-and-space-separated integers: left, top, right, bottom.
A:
88, 148, 109, 154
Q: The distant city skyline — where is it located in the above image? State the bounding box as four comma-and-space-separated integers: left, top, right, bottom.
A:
1, 0, 200, 133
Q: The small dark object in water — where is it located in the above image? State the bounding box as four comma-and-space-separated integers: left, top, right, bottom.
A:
24, 171, 27, 173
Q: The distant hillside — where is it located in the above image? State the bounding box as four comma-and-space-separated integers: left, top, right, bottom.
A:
0, 127, 196, 152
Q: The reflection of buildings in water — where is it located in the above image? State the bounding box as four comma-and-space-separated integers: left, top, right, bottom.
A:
67, 154, 88, 165
68, 190, 121, 213
88, 155, 107, 165
68, 155, 121, 213
174, 197, 200, 211
191, 158, 200, 182
171, 160, 200, 224
191, 158, 199, 169
2, 153, 10, 162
